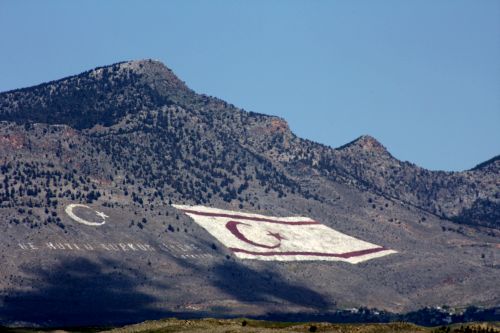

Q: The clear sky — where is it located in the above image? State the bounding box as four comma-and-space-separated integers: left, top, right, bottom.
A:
1, 0, 499, 171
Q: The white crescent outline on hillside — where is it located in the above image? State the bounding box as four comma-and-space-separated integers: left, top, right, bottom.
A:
65, 204, 106, 226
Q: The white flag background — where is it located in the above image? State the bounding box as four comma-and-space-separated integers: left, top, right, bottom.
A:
173, 205, 396, 263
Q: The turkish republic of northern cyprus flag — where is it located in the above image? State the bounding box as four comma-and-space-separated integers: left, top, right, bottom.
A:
173, 205, 396, 264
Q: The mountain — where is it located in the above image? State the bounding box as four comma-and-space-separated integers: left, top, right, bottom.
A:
0, 59, 498, 327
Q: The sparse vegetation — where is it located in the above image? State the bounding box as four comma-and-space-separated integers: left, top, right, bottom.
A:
0, 59, 498, 328
4, 318, 495, 333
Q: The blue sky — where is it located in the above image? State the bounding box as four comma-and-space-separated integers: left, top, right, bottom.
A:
0, 0, 499, 171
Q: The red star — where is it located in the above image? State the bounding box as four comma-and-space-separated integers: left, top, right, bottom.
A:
267, 231, 286, 241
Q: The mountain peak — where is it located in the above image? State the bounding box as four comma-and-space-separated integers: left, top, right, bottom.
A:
95, 58, 170, 73
130, 59, 190, 93
91, 59, 190, 93
338, 135, 389, 155
470, 155, 500, 172
355, 135, 387, 152
0, 59, 193, 129
117, 59, 175, 76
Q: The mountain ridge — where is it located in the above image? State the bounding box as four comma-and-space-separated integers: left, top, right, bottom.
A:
0, 60, 498, 326
0, 60, 498, 229
1, 59, 495, 172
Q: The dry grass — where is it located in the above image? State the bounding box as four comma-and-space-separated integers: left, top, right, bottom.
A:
102, 318, 429, 333
3, 319, 498, 333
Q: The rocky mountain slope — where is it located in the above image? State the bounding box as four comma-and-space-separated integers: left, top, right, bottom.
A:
1, 60, 497, 228
0, 60, 498, 327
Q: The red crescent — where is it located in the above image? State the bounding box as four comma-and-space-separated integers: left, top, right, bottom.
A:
225, 221, 282, 249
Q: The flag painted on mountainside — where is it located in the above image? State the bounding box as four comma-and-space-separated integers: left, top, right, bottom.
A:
173, 205, 397, 263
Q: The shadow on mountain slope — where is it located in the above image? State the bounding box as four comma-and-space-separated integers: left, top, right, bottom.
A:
210, 260, 332, 310
0, 257, 170, 327
0, 255, 333, 326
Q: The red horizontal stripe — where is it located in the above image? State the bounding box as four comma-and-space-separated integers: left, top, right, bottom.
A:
228, 246, 388, 259
179, 209, 319, 225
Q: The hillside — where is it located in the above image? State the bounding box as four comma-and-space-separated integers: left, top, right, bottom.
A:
1, 60, 497, 228
0, 60, 498, 327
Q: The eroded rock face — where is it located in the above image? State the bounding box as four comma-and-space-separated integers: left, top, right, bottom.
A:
0, 60, 498, 326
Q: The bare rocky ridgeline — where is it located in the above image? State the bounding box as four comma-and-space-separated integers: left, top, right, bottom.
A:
0, 59, 498, 327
